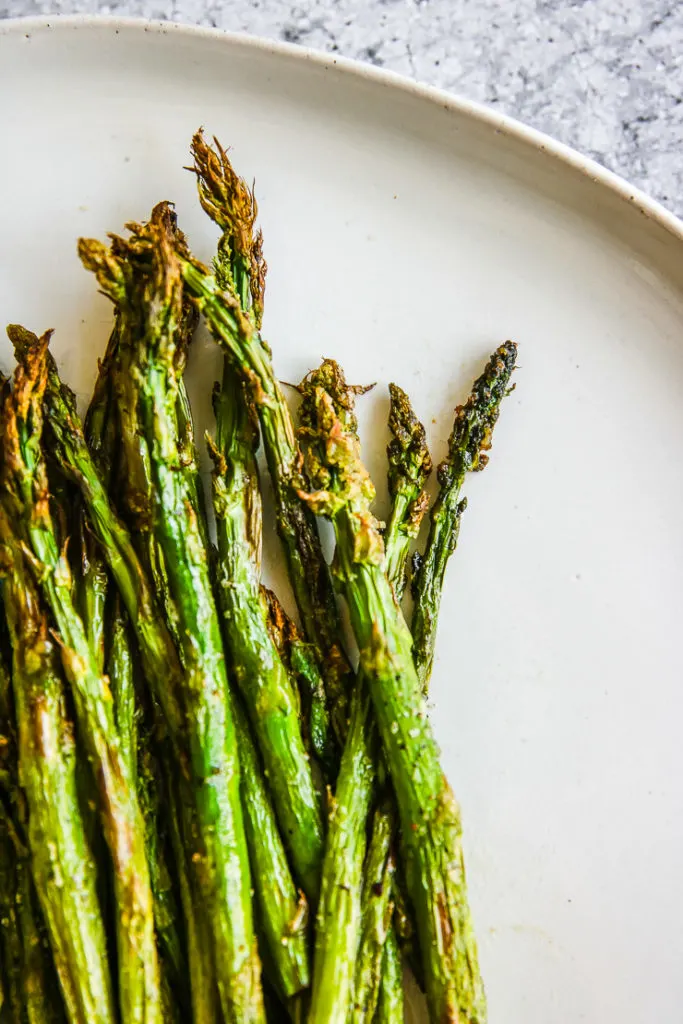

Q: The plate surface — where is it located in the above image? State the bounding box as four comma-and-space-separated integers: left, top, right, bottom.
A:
2, 17, 683, 1023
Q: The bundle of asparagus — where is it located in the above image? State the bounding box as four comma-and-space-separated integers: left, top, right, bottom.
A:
0, 131, 517, 1024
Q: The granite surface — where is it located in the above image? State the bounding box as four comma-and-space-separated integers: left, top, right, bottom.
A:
2, 0, 682, 217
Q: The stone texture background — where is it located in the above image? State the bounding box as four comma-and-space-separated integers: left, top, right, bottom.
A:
3, 0, 682, 216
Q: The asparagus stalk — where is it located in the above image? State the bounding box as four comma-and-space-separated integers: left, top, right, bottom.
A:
297, 359, 487, 1024
112, 208, 310, 998
74, 516, 108, 674
106, 594, 138, 787
36, 289, 249, 1024
84, 333, 193, 1021
209, 364, 312, 995
188, 132, 353, 748
1, 335, 160, 1024
1, 601, 65, 1024
232, 696, 310, 1000
350, 802, 397, 1024
78, 208, 264, 1023
0, 510, 115, 1024
34, 335, 189, 754
309, 380, 431, 1024
309, 687, 375, 1024
263, 588, 332, 785
165, 770, 219, 1024
351, 382, 433, 1014
193, 131, 333, 783
16, 847, 66, 1024
374, 929, 404, 1024
0, 808, 22, 1024
136, 736, 191, 1021
411, 342, 517, 688
210, 362, 325, 900
385, 383, 433, 593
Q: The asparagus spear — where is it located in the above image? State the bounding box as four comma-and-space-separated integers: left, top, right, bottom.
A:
1, 335, 160, 1024
74, 516, 109, 674
165, 769, 219, 1024
84, 331, 193, 1021
106, 594, 138, 787
0, 807, 22, 1024
78, 209, 264, 1024
232, 696, 310, 1000
309, 685, 375, 1024
385, 383, 433, 594
35, 311, 243, 1024
356, 360, 518, 1011
210, 365, 312, 995
263, 588, 332, 785
16, 844, 66, 1024
1, 598, 66, 1024
193, 131, 333, 784
411, 342, 517, 688
188, 132, 353, 749
374, 928, 404, 1024
350, 382, 433, 1014
297, 359, 487, 1024
210, 362, 325, 900
350, 802, 397, 1024
0, 511, 115, 1024
136, 736, 191, 1022
309, 380, 431, 1024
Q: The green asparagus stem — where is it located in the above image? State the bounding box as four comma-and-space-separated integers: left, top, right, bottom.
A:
16, 848, 66, 1024
351, 381, 433, 1012
0, 511, 115, 1024
74, 516, 108, 674
84, 332, 193, 1022
308, 689, 375, 1024
350, 802, 397, 1024
309, 381, 430, 1024
263, 589, 332, 785
78, 208, 264, 1024
374, 929, 404, 1024
209, 363, 312, 996
232, 696, 310, 1000
1, 335, 160, 1024
37, 299, 230, 1023
210, 363, 325, 900
106, 594, 138, 787
297, 359, 486, 1024
188, 132, 353, 749
384, 383, 432, 596
1, 592, 65, 1024
36, 337, 188, 753
193, 131, 334, 780
411, 342, 517, 688
0, 808, 22, 1024
165, 770, 219, 1024
136, 738, 191, 1022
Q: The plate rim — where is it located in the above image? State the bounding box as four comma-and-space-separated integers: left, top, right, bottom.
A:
3, 12, 683, 251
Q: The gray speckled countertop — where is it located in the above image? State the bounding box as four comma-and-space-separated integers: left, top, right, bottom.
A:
2, 0, 682, 216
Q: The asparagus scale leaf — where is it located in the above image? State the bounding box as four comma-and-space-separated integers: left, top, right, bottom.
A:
297, 359, 486, 1024
1, 333, 160, 1024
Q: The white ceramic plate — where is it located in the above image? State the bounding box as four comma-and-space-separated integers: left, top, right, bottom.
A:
2, 17, 683, 1022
